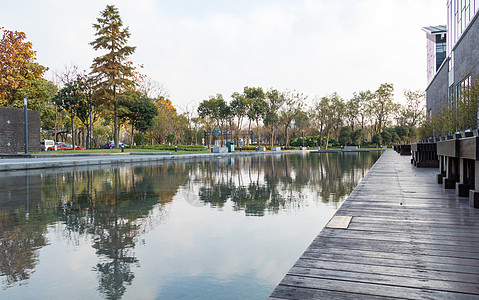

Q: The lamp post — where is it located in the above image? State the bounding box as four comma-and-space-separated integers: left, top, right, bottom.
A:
24, 96, 28, 153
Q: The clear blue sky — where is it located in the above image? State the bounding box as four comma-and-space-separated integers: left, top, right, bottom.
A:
2, 0, 445, 111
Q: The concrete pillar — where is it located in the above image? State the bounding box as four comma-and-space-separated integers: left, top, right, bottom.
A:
437, 155, 446, 184
443, 157, 459, 189
456, 158, 474, 197
469, 161, 479, 207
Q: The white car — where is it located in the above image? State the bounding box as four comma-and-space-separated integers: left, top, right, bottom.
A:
40, 140, 55, 151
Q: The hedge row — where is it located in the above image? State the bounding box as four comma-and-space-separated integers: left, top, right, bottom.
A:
136, 144, 207, 151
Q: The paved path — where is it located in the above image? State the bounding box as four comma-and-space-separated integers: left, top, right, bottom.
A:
270, 150, 479, 299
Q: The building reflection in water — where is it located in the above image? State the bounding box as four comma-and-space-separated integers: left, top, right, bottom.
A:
0, 151, 380, 298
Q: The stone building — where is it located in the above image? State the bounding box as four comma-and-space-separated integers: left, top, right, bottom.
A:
424, 1, 479, 121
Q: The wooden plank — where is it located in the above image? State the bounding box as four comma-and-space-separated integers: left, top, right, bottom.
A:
294, 258, 479, 284
309, 237, 479, 257
326, 216, 352, 229
287, 266, 479, 295
278, 275, 479, 299
302, 248, 479, 268
269, 285, 392, 300
299, 253, 479, 275
271, 150, 479, 299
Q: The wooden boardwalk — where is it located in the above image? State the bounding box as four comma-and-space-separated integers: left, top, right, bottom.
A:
270, 150, 479, 299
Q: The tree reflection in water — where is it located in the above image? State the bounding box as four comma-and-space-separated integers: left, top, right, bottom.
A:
0, 151, 380, 298
198, 152, 380, 215
50, 164, 185, 299
0, 174, 47, 289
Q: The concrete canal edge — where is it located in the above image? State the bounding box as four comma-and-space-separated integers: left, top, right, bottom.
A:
0, 149, 323, 172
0, 149, 386, 172
270, 149, 479, 299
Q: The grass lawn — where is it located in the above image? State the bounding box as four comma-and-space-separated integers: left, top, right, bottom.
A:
29, 148, 212, 155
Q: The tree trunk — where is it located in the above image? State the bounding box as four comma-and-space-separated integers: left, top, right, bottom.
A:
271, 125, 275, 148
55, 104, 58, 143
113, 84, 119, 149
256, 119, 260, 146
247, 119, 252, 146
71, 109, 75, 151
325, 131, 330, 150
319, 125, 323, 149
285, 125, 290, 147
208, 127, 213, 149
131, 124, 134, 147
114, 102, 119, 149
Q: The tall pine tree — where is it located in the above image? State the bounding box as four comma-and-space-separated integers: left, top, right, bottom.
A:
90, 5, 135, 148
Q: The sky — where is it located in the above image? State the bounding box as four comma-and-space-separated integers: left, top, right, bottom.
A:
2, 0, 445, 112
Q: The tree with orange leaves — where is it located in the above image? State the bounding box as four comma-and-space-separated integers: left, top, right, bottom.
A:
0, 27, 47, 107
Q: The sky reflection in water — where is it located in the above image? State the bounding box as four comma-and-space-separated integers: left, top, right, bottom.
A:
0, 151, 381, 299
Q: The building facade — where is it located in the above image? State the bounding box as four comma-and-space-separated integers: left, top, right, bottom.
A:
425, 1, 479, 123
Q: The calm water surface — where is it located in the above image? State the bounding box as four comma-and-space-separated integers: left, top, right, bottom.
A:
0, 152, 381, 299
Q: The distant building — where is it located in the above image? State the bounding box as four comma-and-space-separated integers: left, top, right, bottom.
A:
422, 25, 446, 86
424, 1, 479, 123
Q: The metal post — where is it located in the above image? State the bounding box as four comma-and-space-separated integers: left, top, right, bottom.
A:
24, 97, 28, 153
89, 103, 92, 150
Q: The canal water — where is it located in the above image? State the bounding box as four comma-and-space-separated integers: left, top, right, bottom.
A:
0, 151, 381, 299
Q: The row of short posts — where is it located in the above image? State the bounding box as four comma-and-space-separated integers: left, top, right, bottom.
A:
411, 143, 439, 167
435, 131, 479, 207
393, 145, 412, 155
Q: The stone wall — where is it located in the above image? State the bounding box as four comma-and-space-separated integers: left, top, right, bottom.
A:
426, 58, 449, 117
0, 107, 41, 153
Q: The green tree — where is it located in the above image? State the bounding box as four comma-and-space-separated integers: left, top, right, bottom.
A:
338, 126, 352, 146
90, 5, 136, 149
319, 93, 344, 149
401, 89, 426, 127
230, 92, 248, 146
351, 129, 363, 146
372, 133, 383, 147
264, 89, 285, 147
280, 90, 305, 147
217, 98, 231, 146
354, 90, 374, 131
198, 95, 223, 148
118, 90, 158, 145
345, 97, 359, 130
311, 96, 328, 148
244, 87, 266, 145
371, 83, 395, 134
53, 76, 89, 149
394, 125, 410, 144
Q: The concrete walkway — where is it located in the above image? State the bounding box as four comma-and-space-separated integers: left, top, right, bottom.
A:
270, 150, 479, 299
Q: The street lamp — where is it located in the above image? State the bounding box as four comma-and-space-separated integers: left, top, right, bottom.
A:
24, 96, 28, 153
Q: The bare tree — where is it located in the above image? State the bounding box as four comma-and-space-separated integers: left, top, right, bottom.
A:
139, 77, 169, 99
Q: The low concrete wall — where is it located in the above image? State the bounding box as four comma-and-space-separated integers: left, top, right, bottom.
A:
344, 146, 358, 151
212, 146, 228, 153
